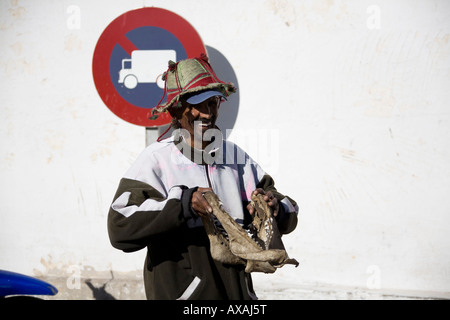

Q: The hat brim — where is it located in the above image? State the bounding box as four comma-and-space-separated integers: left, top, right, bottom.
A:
155, 82, 236, 113
186, 90, 227, 105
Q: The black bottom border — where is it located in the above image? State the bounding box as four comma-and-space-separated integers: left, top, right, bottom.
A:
0, 298, 443, 318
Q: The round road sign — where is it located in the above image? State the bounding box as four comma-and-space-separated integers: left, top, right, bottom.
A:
92, 7, 206, 127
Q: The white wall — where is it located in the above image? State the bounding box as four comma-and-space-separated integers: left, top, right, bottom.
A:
1, 0, 449, 297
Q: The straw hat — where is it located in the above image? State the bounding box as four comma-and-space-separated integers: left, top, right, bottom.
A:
150, 54, 236, 119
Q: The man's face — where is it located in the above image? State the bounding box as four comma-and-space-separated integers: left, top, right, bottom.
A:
179, 96, 220, 147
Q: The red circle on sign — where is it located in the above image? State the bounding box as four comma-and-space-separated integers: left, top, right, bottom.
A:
92, 8, 206, 127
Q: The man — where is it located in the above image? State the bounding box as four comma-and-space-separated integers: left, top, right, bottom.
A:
107, 55, 298, 300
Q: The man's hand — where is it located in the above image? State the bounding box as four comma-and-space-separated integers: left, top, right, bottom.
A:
191, 187, 213, 217
247, 188, 279, 217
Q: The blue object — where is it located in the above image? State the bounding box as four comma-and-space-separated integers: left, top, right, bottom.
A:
0, 270, 58, 297
186, 89, 227, 105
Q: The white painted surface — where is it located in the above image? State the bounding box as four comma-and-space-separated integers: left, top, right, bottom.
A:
0, 0, 449, 298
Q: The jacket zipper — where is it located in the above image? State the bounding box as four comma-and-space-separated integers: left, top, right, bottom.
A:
205, 165, 212, 189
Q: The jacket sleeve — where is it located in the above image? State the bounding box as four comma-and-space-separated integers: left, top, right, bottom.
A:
256, 174, 299, 235
107, 177, 197, 252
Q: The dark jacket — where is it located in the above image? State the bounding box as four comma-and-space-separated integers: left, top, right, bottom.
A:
108, 134, 298, 300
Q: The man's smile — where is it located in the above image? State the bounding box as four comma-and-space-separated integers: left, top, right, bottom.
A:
193, 118, 215, 130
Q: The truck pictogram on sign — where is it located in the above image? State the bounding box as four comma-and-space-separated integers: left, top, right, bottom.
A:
118, 50, 176, 89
